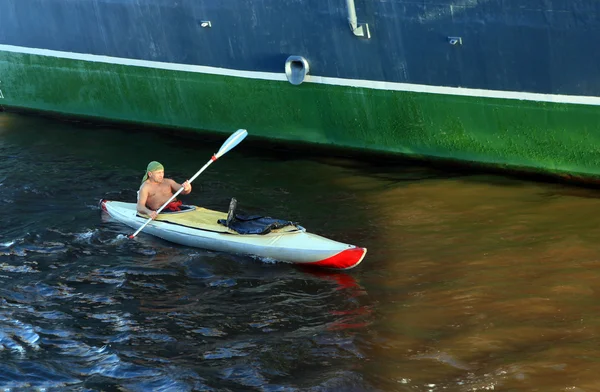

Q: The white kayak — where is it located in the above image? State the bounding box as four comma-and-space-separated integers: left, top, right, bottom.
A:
100, 200, 367, 270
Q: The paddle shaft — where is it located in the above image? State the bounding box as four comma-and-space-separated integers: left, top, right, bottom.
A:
129, 155, 217, 239
128, 128, 247, 239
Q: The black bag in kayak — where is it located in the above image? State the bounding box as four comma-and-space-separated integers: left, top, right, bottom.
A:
217, 198, 296, 235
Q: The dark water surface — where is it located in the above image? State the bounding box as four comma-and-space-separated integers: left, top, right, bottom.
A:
1, 112, 600, 391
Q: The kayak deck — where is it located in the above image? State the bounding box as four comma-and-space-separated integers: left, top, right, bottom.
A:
137, 203, 301, 235
100, 200, 366, 269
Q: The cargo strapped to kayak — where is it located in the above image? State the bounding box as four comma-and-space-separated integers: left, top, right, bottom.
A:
218, 214, 296, 235
217, 197, 298, 235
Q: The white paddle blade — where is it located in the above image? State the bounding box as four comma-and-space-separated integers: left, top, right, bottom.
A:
215, 129, 248, 159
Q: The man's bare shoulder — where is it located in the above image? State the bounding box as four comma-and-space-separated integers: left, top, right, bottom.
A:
139, 181, 152, 192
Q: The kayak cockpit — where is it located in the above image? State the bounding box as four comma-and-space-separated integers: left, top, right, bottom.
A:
157, 204, 196, 214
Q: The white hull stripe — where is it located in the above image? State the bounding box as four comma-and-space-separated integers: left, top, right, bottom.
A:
2, 44, 600, 106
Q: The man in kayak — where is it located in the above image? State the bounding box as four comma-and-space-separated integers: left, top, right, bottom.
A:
137, 161, 192, 219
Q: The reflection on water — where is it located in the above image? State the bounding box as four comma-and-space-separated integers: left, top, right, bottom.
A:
2, 111, 600, 390
355, 172, 600, 391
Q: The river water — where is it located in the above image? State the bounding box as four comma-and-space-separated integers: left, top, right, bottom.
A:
1, 111, 600, 391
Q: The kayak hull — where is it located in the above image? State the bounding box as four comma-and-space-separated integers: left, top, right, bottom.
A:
100, 200, 366, 270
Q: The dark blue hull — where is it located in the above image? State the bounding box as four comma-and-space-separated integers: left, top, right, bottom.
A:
3, 0, 599, 95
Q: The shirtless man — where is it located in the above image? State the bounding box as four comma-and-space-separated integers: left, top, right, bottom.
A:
137, 161, 192, 219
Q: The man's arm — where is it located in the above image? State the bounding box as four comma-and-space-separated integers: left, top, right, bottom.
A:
169, 179, 192, 195
137, 185, 158, 219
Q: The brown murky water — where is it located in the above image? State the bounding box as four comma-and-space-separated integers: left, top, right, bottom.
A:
2, 110, 600, 391
347, 166, 600, 391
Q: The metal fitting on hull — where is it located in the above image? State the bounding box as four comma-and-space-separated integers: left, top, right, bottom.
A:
285, 56, 310, 85
346, 0, 370, 38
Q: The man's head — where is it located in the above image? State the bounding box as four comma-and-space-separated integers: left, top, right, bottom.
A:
142, 161, 165, 184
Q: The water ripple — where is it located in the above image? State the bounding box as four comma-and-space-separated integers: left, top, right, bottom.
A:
203, 342, 256, 360
0, 262, 39, 273
0, 362, 80, 389
0, 113, 375, 390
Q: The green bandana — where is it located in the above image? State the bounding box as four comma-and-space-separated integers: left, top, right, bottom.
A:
141, 161, 164, 184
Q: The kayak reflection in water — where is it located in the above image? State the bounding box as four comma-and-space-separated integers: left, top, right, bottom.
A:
137, 161, 192, 220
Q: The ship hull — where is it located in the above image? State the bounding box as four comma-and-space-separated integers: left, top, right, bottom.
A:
2, 1, 600, 180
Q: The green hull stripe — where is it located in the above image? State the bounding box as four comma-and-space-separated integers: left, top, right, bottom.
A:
2, 44, 600, 106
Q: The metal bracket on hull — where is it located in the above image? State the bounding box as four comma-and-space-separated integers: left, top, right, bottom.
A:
0, 81, 4, 99
346, 0, 370, 39
448, 36, 462, 45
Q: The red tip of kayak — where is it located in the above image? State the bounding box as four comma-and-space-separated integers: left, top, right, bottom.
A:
311, 247, 367, 270
99, 199, 108, 212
